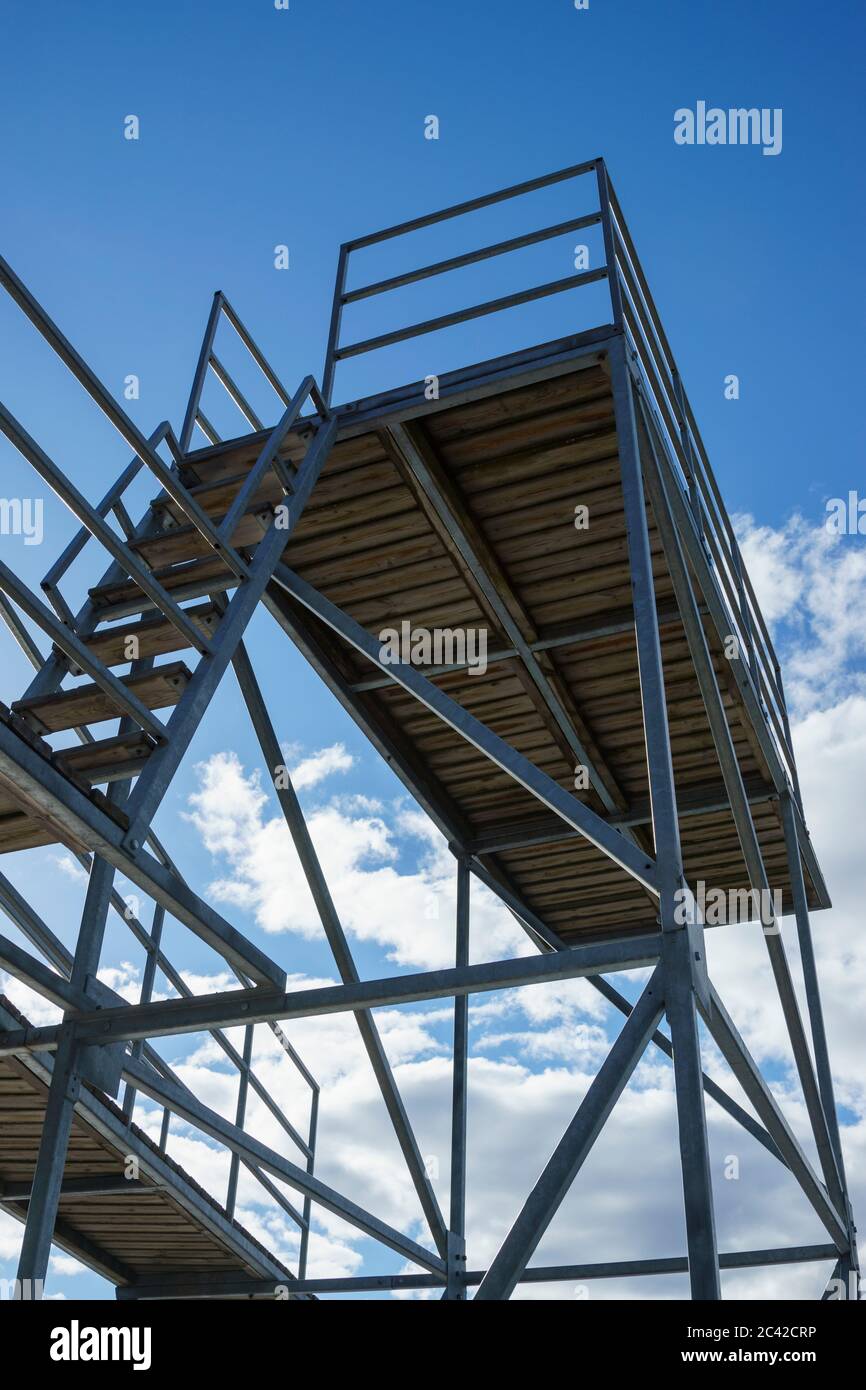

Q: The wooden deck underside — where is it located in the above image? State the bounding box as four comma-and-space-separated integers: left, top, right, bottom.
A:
0, 341, 825, 943
179, 350, 823, 942
0, 997, 293, 1291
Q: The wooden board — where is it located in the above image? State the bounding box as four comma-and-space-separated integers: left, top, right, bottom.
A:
0, 998, 293, 1291
0, 345, 826, 937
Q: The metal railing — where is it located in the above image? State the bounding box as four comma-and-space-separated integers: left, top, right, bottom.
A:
179, 291, 329, 453
322, 157, 609, 406
0, 599, 321, 1276
0, 265, 325, 1277
322, 157, 800, 807
598, 171, 802, 806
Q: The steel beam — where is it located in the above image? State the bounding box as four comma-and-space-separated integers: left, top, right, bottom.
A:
116, 1244, 839, 1299
15, 840, 119, 1296
699, 987, 848, 1252
475, 970, 664, 1299
272, 564, 658, 893
386, 418, 624, 815
231, 640, 449, 1256
121, 1054, 445, 1275
0, 716, 285, 987
637, 395, 847, 1219
447, 857, 471, 1298
8, 934, 662, 1053
609, 334, 720, 1299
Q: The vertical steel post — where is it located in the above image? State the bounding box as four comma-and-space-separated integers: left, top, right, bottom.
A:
322, 245, 349, 407
595, 160, 625, 330
779, 790, 859, 1294
15, 850, 118, 1295
446, 856, 470, 1298
226, 1025, 254, 1218
179, 292, 223, 454
298, 1086, 319, 1281
608, 334, 720, 1299
121, 902, 166, 1122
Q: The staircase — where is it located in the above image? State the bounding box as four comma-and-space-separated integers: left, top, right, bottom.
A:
0, 259, 336, 864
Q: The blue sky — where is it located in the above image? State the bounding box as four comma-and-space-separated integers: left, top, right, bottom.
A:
0, 0, 864, 1300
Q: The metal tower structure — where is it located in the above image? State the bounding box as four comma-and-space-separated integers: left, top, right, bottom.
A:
0, 158, 857, 1300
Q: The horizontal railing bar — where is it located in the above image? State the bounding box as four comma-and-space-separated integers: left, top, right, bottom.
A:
336, 266, 609, 360
622, 310, 780, 722
345, 157, 599, 250
343, 212, 603, 304
623, 315, 790, 766
615, 247, 684, 459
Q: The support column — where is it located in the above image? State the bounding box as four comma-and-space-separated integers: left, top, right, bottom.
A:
297, 1087, 319, 1281
446, 856, 470, 1299
226, 1025, 254, 1218
779, 791, 859, 1296
15, 849, 117, 1295
609, 334, 721, 1300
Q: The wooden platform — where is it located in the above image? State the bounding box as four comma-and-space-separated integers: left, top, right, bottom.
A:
0, 334, 828, 944
0, 995, 296, 1293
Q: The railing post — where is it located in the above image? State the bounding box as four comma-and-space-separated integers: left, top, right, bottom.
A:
594, 159, 625, 330
298, 1086, 319, 1282
322, 245, 349, 408
671, 369, 706, 545
226, 1024, 254, 1218
180, 291, 223, 454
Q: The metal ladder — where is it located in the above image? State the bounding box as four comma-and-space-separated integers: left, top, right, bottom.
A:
0, 256, 336, 862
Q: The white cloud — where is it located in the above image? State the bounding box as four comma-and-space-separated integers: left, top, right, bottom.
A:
736, 511, 866, 713
2, 502, 864, 1303
289, 742, 354, 791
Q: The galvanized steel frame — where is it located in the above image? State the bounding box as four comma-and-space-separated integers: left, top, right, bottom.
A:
0, 158, 856, 1301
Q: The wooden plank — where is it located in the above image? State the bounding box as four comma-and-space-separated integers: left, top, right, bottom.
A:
84, 604, 219, 666
12, 663, 192, 734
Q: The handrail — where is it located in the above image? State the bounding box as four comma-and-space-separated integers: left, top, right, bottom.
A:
0, 588, 320, 1257
322, 158, 610, 407
179, 292, 302, 453
40, 421, 180, 619
600, 168, 799, 802
320, 155, 800, 806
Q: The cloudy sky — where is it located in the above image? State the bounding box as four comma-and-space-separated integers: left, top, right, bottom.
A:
0, 0, 862, 1302
1, 502, 863, 1301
